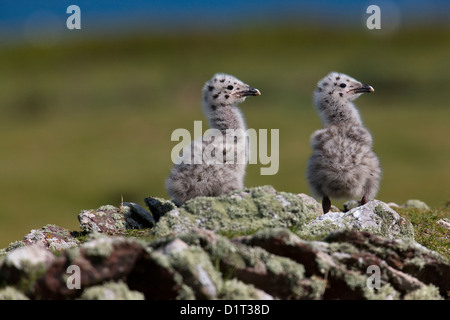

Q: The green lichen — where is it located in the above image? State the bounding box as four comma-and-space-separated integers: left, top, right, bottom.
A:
341, 271, 368, 293
314, 247, 337, 275
98, 205, 118, 211
374, 204, 415, 240
364, 283, 399, 300
65, 246, 81, 262
403, 284, 443, 300
234, 244, 309, 299
0, 286, 29, 300
250, 228, 304, 247
296, 219, 343, 240
79, 281, 145, 300
327, 242, 359, 255
236, 243, 305, 280
176, 284, 196, 300
0, 241, 26, 256
168, 246, 222, 299
148, 250, 187, 299
111, 213, 126, 229
219, 279, 272, 300
10, 262, 48, 296
152, 186, 322, 237
155, 229, 314, 299
81, 236, 114, 258
176, 232, 247, 271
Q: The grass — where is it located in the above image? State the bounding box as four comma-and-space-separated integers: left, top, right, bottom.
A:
396, 205, 450, 259
0, 26, 449, 248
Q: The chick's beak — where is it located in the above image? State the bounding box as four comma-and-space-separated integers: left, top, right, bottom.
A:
240, 86, 261, 97
352, 84, 374, 93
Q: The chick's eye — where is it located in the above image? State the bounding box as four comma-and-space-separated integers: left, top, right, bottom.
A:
227, 85, 234, 90
339, 83, 346, 88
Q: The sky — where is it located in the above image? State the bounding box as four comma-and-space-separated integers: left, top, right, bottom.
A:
0, 0, 449, 45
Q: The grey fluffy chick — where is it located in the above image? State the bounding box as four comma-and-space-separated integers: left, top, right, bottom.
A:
306, 72, 381, 213
166, 73, 261, 206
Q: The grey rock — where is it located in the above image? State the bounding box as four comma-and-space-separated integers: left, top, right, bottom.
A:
298, 200, 415, 240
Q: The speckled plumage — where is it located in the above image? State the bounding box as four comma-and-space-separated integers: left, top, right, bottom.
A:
166, 73, 261, 206
306, 72, 381, 213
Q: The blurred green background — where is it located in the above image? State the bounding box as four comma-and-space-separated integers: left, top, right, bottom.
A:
0, 1, 449, 247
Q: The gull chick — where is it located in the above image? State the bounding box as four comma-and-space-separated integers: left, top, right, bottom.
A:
306, 72, 381, 213
166, 73, 261, 206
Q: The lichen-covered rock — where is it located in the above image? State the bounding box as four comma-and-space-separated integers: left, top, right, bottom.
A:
159, 239, 222, 299
298, 200, 414, 240
1, 226, 448, 300
0, 241, 25, 256
219, 279, 274, 300
3, 244, 55, 271
151, 228, 325, 299
0, 286, 30, 300
79, 281, 145, 300
78, 204, 154, 234
0, 186, 448, 300
240, 228, 450, 299
33, 235, 185, 299
238, 228, 372, 299
78, 205, 127, 234
295, 193, 323, 213
0, 244, 55, 295
0, 225, 79, 254
152, 186, 322, 237
23, 225, 79, 250
403, 285, 443, 300
402, 199, 430, 210
324, 230, 450, 299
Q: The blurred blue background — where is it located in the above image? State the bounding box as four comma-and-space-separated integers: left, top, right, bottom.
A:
1, 0, 449, 44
